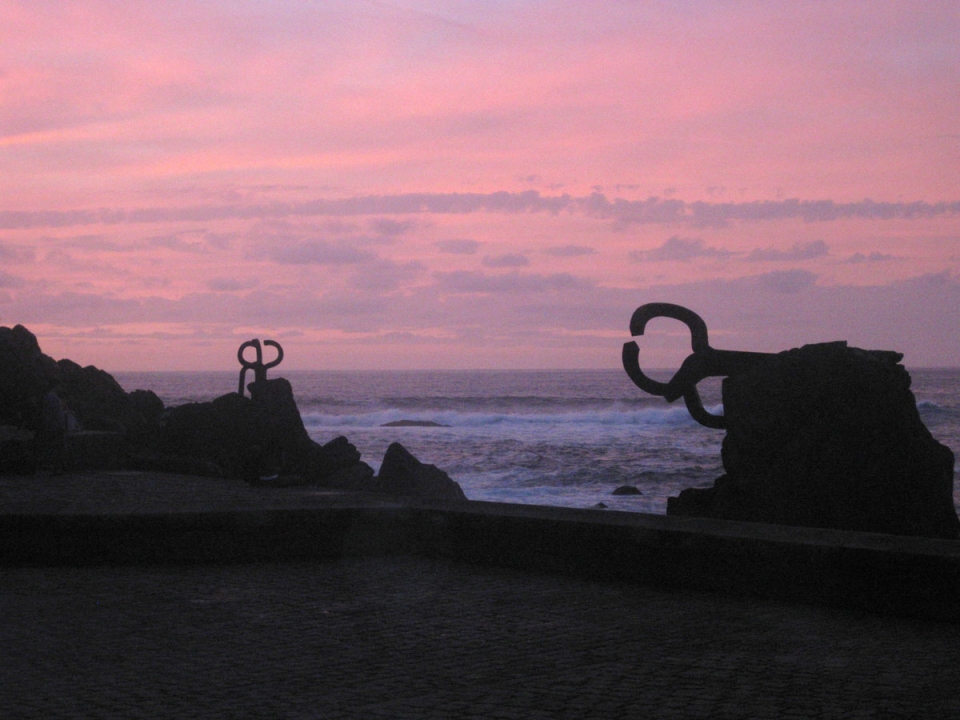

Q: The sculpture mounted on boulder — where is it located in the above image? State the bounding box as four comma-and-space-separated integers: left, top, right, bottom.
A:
0, 326, 465, 503
237, 338, 284, 397
623, 303, 958, 539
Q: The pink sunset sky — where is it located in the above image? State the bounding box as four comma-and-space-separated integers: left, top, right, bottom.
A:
2, 1, 959, 371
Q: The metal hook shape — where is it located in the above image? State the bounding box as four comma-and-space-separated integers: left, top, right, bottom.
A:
622, 303, 770, 429
237, 339, 284, 396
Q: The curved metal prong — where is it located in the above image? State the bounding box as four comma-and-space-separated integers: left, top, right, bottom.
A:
628, 303, 710, 354
622, 340, 672, 398
682, 387, 726, 429
237, 339, 262, 395
238, 339, 263, 368
262, 340, 284, 369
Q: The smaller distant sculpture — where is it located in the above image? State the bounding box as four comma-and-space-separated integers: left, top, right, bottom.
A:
237, 339, 284, 397
621, 303, 769, 428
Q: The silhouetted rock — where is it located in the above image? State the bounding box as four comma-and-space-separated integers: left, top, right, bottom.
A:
158, 394, 260, 479
0, 325, 459, 492
158, 389, 310, 481
0, 325, 60, 432
248, 377, 317, 473
57, 359, 142, 434
381, 420, 448, 427
299, 436, 365, 485
612, 485, 642, 496
667, 342, 959, 539
376, 442, 467, 501
130, 389, 164, 428
323, 461, 377, 491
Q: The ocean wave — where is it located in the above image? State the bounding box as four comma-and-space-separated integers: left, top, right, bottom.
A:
300, 404, 718, 430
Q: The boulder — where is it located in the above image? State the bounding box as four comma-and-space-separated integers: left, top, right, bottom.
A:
157, 382, 373, 484
376, 442, 467, 501
159, 392, 276, 481
612, 485, 642, 496
247, 377, 317, 473
0, 325, 60, 431
667, 342, 959, 539
299, 436, 366, 485
323, 461, 377, 491
130, 389, 165, 426
57, 358, 143, 435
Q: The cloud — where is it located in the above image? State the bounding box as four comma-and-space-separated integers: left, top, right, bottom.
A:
482, 253, 530, 268
542, 244, 596, 257
6, 270, 959, 368
630, 236, 734, 262
264, 240, 377, 265
0, 244, 35, 263
845, 251, 897, 264
581, 195, 960, 228
147, 234, 206, 253
0, 271, 25, 288
368, 218, 417, 236
756, 269, 818, 294
745, 240, 829, 262
435, 239, 480, 254
207, 277, 259, 292
3, 192, 958, 231
434, 270, 587, 294
348, 258, 427, 291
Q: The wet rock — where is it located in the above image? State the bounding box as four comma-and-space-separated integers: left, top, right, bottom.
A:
667, 342, 959, 539
376, 442, 467, 501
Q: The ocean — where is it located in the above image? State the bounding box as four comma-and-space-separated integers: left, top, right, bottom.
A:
114, 368, 960, 514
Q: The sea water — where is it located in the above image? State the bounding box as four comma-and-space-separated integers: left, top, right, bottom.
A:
114, 368, 960, 514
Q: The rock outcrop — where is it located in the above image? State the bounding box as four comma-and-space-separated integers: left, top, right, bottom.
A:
0, 324, 464, 503
376, 442, 467, 501
667, 342, 959, 539
0, 325, 60, 432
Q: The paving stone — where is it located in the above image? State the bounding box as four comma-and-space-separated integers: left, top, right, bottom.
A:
3, 471, 960, 718
1, 556, 959, 718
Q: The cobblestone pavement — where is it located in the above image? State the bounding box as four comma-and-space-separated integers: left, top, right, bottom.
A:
3, 556, 960, 720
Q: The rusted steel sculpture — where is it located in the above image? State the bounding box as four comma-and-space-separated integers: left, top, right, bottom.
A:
622, 303, 770, 429
237, 339, 284, 397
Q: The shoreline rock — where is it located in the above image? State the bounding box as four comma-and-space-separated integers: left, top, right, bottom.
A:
0, 324, 465, 503
667, 342, 959, 539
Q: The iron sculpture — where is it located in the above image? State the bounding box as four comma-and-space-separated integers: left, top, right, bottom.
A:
237, 339, 284, 397
622, 303, 770, 429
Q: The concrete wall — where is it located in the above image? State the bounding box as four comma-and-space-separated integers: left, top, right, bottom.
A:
3, 501, 959, 621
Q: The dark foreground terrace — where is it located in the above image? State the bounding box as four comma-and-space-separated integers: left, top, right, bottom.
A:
2, 471, 960, 719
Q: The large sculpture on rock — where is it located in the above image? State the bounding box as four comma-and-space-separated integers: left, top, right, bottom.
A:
623, 303, 959, 539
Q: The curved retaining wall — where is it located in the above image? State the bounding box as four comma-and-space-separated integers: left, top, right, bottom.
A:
3, 501, 959, 621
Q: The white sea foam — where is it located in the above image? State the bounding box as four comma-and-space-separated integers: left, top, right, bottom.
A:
300, 404, 712, 431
